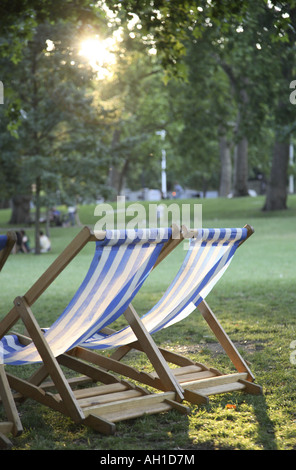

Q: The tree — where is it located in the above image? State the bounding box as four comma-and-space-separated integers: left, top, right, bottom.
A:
169, 29, 237, 197
98, 26, 178, 198
261, 3, 296, 210
0, 0, 103, 62
1, 20, 109, 251
106, 0, 296, 209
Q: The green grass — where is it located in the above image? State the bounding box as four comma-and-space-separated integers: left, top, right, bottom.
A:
1, 195, 296, 450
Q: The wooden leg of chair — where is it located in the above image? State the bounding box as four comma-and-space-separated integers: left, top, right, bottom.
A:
14, 297, 85, 423
198, 300, 255, 382
124, 304, 184, 401
0, 365, 23, 437
110, 344, 132, 361
0, 432, 13, 449
239, 379, 263, 395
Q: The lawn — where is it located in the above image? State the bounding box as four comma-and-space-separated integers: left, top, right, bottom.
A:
0, 195, 296, 450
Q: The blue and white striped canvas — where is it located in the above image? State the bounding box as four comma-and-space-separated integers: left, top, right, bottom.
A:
80, 228, 247, 349
1, 228, 172, 365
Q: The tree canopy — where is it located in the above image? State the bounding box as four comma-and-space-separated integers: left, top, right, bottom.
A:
1, 0, 296, 249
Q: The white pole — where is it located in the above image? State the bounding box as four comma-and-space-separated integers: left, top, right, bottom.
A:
161, 148, 167, 198
156, 130, 167, 198
289, 142, 294, 194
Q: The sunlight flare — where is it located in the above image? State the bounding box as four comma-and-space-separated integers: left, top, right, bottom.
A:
79, 36, 116, 78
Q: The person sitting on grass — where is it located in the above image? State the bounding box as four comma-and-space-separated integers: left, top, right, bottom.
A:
39, 231, 51, 253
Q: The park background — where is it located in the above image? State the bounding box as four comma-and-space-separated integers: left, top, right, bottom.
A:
0, 1, 296, 450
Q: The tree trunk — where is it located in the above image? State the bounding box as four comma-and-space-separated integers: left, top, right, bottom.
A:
234, 137, 249, 197
262, 7, 296, 211
108, 129, 122, 200
117, 159, 129, 196
218, 63, 249, 197
34, 176, 41, 254
9, 195, 31, 225
263, 141, 289, 211
233, 86, 249, 197
219, 136, 232, 197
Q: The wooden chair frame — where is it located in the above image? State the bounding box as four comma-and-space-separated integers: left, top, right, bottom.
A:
0, 231, 23, 449
0, 224, 262, 443
0, 226, 190, 439
67, 225, 262, 406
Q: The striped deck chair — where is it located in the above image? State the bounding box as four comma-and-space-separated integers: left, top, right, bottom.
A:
0, 232, 23, 449
0, 232, 16, 271
67, 225, 262, 406
0, 226, 188, 437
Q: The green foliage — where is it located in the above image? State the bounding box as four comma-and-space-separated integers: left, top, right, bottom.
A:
105, 0, 296, 206
0, 20, 111, 206
1, 0, 296, 220
0, 0, 104, 62
96, 28, 183, 193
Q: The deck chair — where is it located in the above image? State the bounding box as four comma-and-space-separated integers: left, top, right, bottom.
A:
0, 232, 16, 271
0, 226, 189, 437
67, 225, 262, 406
0, 232, 23, 449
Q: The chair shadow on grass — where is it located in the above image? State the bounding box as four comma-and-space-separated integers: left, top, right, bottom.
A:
135, 337, 278, 451
113, 390, 276, 451
150, 393, 277, 451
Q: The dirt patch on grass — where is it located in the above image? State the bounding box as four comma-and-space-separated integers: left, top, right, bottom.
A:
170, 340, 265, 357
